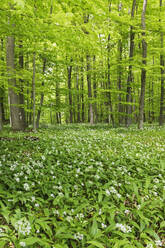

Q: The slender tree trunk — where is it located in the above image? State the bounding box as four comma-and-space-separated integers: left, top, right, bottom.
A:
107, 34, 114, 127
117, 39, 123, 125
36, 58, 46, 129
138, 0, 147, 129
81, 58, 85, 122
125, 0, 136, 127
159, 0, 164, 126
67, 60, 73, 123
32, 52, 36, 131
0, 39, 5, 126
19, 40, 26, 128
93, 55, 98, 123
7, 35, 26, 131
0, 100, 2, 131
87, 55, 94, 124
76, 66, 81, 122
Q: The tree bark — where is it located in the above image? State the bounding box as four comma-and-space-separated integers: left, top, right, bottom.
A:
86, 55, 94, 124
159, 0, 165, 126
32, 52, 36, 131
76, 66, 81, 122
7, 35, 26, 131
107, 34, 114, 127
36, 58, 46, 129
81, 58, 85, 122
67, 60, 73, 123
0, 100, 2, 131
19, 40, 27, 127
125, 0, 136, 127
138, 0, 147, 129
93, 55, 98, 123
117, 39, 123, 125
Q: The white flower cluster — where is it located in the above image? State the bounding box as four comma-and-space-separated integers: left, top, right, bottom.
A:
106, 187, 121, 198
74, 232, 84, 240
101, 223, 107, 228
19, 241, 26, 247
15, 218, 31, 236
146, 244, 153, 248
146, 240, 163, 248
116, 223, 132, 233
155, 240, 163, 247
0, 228, 4, 237
23, 183, 30, 191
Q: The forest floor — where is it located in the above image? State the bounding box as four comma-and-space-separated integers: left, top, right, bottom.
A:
0, 124, 165, 248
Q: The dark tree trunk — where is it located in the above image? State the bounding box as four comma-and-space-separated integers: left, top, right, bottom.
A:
76, 66, 81, 123
125, 0, 136, 127
87, 55, 94, 124
81, 58, 85, 122
159, 0, 165, 126
138, 0, 147, 129
19, 41, 27, 128
67, 61, 73, 123
36, 58, 46, 129
0, 100, 3, 131
0, 39, 5, 125
93, 55, 98, 123
107, 34, 114, 127
32, 52, 36, 131
117, 39, 123, 125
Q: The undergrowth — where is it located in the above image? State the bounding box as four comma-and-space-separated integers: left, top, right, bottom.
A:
0, 124, 165, 248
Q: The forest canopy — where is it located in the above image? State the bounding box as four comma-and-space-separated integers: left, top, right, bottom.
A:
0, 0, 164, 131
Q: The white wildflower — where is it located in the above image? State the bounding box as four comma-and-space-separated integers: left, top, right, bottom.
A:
101, 223, 107, 228
146, 244, 153, 248
41, 155, 46, 160
74, 232, 84, 240
116, 223, 132, 233
23, 183, 30, 191
106, 189, 110, 196
155, 240, 163, 247
19, 241, 26, 247
15, 218, 31, 236
116, 193, 121, 198
31, 196, 35, 202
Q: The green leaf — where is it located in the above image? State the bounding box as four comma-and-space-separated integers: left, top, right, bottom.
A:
90, 219, 98, 238
87, 240, 105, 248
21, 237, 39, 245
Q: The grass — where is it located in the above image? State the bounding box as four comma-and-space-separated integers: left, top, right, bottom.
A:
0, 124, 165, 248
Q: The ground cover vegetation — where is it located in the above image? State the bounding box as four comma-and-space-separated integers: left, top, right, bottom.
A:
0, 0, 165, 131
0, 125, 165, 247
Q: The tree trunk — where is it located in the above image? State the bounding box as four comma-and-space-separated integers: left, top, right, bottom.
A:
107, 34, 114, 127
19, 40, 26, 127
36, 58, 46, 129
67, 61, 73, 123
125, 0, 136, 127
117, 39, 123, 125
0, 101, 3, 131
159, 0, 164, 126
86, 55, 94, 124
32, 52, 36, 131
138, 0, 147, 129
76, 66, 81, 122
93, 55, 98, 123
81, 58, 85, 122
7, 35, 26, 131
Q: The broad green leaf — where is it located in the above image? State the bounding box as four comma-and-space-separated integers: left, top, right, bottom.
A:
87, 240, 105, 248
